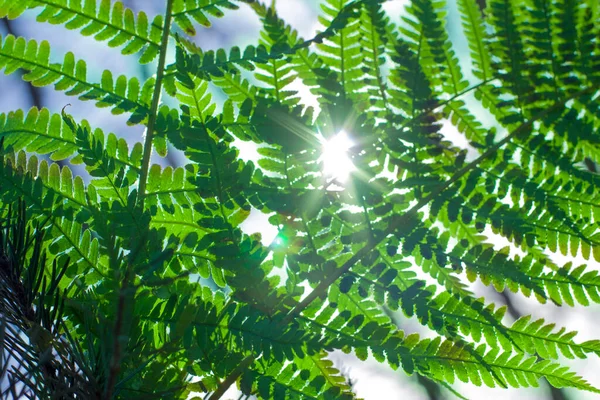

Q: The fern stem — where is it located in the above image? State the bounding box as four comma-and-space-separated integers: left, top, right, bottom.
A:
137, 0, 174, 209
339, 4, 346, 101
399, 79, 494, 132
105, 3, 173, 399
284, 153, 317, 251
284, 84, 600, 322
366, 4, 390, 113
207, 355, 254, 400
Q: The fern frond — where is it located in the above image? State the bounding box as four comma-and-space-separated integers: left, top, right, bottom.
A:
254, 9, 300, 105
172, 41, 259, 81
317, 0, 364, 103
403, 0, 494, 149
173, 40, 310, 109
249, 2, 337, 111
0, 0, 163, 63
0, 34, 152, 122
240, 352, 355, 399
165, 109, 289, 309
425, 291, 600, 359
3, 0, 600, 397
532, 261, 600, 307
466, 141, 600, 261
486, 0, 534, 113
386, 37, 442, 154
0, 107, 142, 172
303, 291, 599, 393
552, 0, 582, 94
139, 283, 320, 399
358, 1, 391, 116
407, 0, 470, 96
145, 164, 218, 278
173, 73, 216, 121
172, 0, 238, 36
443, 98, 488, 144
1, 151, 86, 221
0, 152, 108, 281
520, 0, 561, 103
406, 337, 600, 392
61, 110, 141, 202
456, 0, 493, 81
575, 2, 600, 86
0, 107, 78, 161
213, 71, 258, 103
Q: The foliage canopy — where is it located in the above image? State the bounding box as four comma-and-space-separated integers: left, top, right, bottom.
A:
1, 0, 600, 398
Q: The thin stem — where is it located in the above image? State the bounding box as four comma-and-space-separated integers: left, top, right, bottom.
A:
137, 0, 174, 209
367, 4, 390, 114
207, 356, 254, 400
104, 251, 134, 399
105, 2, 173, 399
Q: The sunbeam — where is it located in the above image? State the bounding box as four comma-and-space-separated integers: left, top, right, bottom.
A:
320, 130, 356, 183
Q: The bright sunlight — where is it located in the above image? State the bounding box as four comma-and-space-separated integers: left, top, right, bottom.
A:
320, 130, 356, 183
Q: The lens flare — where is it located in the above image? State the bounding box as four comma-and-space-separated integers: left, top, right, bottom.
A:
320, 131, 356, 183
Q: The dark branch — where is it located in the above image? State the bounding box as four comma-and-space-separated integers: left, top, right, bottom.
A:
0, 18, 44, 109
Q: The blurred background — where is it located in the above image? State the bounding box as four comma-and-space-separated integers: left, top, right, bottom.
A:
1, 1, 599, 399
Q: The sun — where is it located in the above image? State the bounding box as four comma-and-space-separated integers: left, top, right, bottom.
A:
319, 130, 356, 183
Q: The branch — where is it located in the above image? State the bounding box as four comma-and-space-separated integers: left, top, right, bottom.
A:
0, 18, 44, 109
137, 0, 174, 209
206, 356, 254, 400
104, 2, 174, 398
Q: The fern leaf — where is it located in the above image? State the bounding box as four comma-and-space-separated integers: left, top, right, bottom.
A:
531, 261, 600, 306
358, 1, 391, 116
0, 107, 141, 172
240, 352, 355, 399
486, 0, 534, 112
172, 0, 238, 36
0, 152, 108, 281
254, 8, 300, 105
404, 0, 491, 148
249, 2, 339, 109
456, 0, 493, 81
16, 0, 163, 63
172, 40, 259, 81
145, 164, 217, 278
0, 107, 78, 161
575, 2, 600, 85
427, 292, 600, 359
61, 110, 141, 203
408, 338, 600, 392
317, 0, 364, 103
552, 0, 582, 94
3, 0, 600, 397
0, 34, 152, 122
406, 0, 470, 96
213, 72, 258, 103
174, 73, 216, 121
